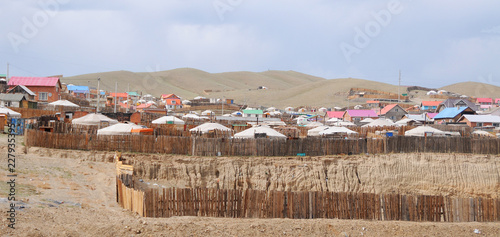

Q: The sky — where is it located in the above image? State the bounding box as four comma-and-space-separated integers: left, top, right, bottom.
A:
0, 0, 499, 88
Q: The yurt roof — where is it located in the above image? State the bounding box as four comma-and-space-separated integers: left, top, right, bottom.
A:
152, 116, 185, 125
71, 113, 119, 126
189, 122, 232, 134
233, 125, 286, 139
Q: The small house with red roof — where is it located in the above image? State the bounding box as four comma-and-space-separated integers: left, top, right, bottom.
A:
8, 76, 62, 102
366, 100, 381, 108
420, 101, 442, 111
477, 98, 493, 110
161, 94, 182, 110
378, 104, 407, 122
343, 109, 378, 123
136, 103, 157, 112
326, 111, 345, 120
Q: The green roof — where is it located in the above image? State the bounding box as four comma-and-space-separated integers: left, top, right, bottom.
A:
127, 92, 139, 96
242, 109, 263, 114
0, 74, 6, 77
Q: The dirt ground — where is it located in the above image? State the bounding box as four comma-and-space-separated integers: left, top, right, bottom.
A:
0, 134, 499, 236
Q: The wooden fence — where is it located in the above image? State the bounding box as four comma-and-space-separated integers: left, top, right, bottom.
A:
115, 175, 500, 222
26, 129, 500, 156
9, 107, 58, 118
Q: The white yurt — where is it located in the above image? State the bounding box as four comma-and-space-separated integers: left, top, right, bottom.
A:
395, 118, 416, 126
152, 116, 185, 125
307, 125, 330, 137
326, 117, 340, 123
71, 113, 119, 126
318, 107, 328, 113
189, 122, 232, 134
362, 118, 395, 127
404, 126, 447, 137
331, 121, 356, 127
285, 107, 294, 112
318, 126, 358, 136
360, 118, 375, 123
97, 122, 145, 135
233, 125, 286, 139
305, 122, 324, 127
472, 130, 496, 138
231, 111, 243, 117
201, 110, 213, 116
266, 107, 276, 112
48, 100, 80, 107
0, 106, 22, 118
182, 114, 201, 120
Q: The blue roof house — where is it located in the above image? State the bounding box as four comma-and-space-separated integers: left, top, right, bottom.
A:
433, 107, 475, 124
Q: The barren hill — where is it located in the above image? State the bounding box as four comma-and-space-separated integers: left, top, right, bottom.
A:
441, 81, 500, 99
62, 69, 500, 108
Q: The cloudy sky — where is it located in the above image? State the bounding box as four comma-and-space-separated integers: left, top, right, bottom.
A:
1, 0, 499, 87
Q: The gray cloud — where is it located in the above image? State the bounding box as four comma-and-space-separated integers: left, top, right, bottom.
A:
1, 0, 499, 87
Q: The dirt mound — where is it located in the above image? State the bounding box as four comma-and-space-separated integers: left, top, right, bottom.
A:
129, 153, 500, 198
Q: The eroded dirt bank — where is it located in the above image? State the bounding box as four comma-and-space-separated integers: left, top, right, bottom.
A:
0, 145, 498, 236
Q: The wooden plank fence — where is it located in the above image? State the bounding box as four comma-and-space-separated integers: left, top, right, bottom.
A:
26, 129, 500, 156
116, 179, 500, 222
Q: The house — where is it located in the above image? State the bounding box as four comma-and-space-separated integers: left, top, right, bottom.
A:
378, 104, 407, 122
436, 99, 478, 112
136, 103, 157, 112
433, 107, 475, 124
343, 110, 378, 123
420, 101, 442, 111
67, 85, 90, 99
162, 94, 182, 110
366, 100, 381, 108
495, 98, 500, 106
484, 107, 500, 117
326, 111, 345, 120
7, 85, 36, 100
476, 98, 492, 105
242, 109, 264, 118
404, 113, 436, 124
8, 76, 62, 102
477, 98, 493, 110
0, 94, 28, 108
109, 93, 128, 104
458, 115, 500, 128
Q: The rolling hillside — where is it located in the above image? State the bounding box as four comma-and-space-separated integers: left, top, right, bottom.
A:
440, 81, 500, 99
62, 69, 500, 108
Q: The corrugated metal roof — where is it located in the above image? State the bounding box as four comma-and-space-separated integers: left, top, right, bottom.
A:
67, 85, 89, 92
476, 98, 492, 103
434, 107, 468, 119
379, 104, 398, 115
421, 101, 443, 107
0, 93, 26, 101
18, 85, 36, 96
346, 110, 378, 117
243, 109, 263, 114
462, 115, 500, 123
109, 93, 128, 98
326, 111, 345, 118
8, 76, 60, 87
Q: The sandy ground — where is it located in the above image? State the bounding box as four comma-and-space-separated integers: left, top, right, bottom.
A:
0, 134, 499, 236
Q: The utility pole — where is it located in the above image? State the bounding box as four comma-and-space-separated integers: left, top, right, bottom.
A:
96, 78, 101, 113
114, 81, 117, 113
221, 97, 224, 116
126, 83, 130, 113
6, 63, 9, 83
398, 70, 401, 103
